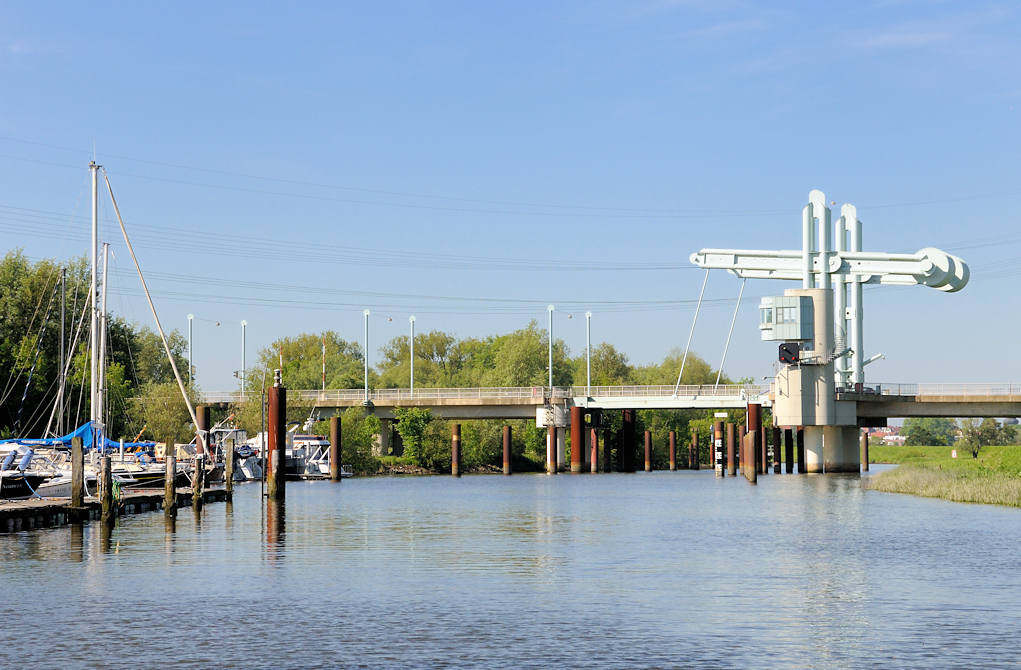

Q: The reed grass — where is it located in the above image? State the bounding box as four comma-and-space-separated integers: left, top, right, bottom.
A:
864, 445, 1021, 507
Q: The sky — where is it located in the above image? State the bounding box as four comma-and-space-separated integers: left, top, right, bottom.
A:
0, 1, 1018, 392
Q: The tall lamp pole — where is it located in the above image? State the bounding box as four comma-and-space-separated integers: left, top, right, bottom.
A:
363, 309, 370, 403
585, 311, 592, 396
547, 304, 554, 390
409, 315, 416, 398
187, 313, 194, 384
240, 320, 247, 399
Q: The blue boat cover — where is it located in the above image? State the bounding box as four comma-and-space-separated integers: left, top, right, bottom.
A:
0, 422, 156, 452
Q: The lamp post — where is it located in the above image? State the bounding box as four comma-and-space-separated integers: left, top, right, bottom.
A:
409, 315, 416, 398
240, 320, 247, 399
585, 311, 592, 396
547, 305, 554, 390
363, 309, 370, 403
187, 313, 194, 384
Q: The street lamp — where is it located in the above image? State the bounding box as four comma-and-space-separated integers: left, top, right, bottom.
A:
547, 305, 554, 390
240, 320, 247, 399
585, 311, 592, 396
409, 315, 416, 398
363, 309, 371, 403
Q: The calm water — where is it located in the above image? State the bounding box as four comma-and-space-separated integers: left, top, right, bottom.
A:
1, 469, 1019, 669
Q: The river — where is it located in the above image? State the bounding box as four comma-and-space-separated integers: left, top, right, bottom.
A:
1, 468, 1019, 668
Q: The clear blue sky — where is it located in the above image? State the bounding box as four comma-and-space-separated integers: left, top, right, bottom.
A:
1, 1, 1018, 390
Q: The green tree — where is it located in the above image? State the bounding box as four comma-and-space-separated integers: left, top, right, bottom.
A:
392, 407, 434, 466
958, 418, 1006, 458
249, 331, 366, 391
902, 417, 956, 446
128, 381, 201, 443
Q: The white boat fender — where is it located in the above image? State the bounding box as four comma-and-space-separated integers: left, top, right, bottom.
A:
2, 450, 16, 470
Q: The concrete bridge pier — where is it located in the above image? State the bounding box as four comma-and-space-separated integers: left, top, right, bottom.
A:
803, 427, 824, 473
824, 426, 861, 473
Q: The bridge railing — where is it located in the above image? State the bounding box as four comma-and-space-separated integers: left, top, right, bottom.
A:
867, 383, 1021, 397
199, 384, 771, 405
566, 384, 768, 398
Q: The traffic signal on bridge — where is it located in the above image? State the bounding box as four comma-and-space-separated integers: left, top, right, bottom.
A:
779, 342, 800, 365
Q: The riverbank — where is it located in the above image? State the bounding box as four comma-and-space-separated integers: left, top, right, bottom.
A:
865, 445, 1021, 507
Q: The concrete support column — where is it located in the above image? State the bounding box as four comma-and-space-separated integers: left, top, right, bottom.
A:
796, 428, 806, 474
824, 425, 861, 473
861, 431, 869, 472
451, 423, 462, 477
547, 425, 557, 475
570, 406, 584, 474
621, 409, 636, 472
784, 429, 794, 474
644, 430, 652, 472
503, 425, 512, 475
726, 423, 736, 477
804, 426, 824, 473
590, 428, 598, 474
267, 379, 286, 501
556, 429, 566, 472
668, 430, 676, 471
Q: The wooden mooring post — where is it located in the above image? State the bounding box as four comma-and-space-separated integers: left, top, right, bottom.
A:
70, 436, 84, 508
224, 441, 235, 500
164, 439, 177, 519
329, 416, 343, 482
451, 423, 462, 477
99, 455, 114, 523
743, 430, 758, 484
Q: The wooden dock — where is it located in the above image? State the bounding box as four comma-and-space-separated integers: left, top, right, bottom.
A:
0, 487, 229, 533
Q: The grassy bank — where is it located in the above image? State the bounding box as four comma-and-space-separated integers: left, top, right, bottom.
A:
865, 445, 1021, 507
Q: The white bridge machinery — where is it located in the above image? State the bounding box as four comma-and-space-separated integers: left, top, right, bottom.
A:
690, 189, 969, 473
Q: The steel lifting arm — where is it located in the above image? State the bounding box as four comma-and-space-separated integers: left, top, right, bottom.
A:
689, 247, 969, 292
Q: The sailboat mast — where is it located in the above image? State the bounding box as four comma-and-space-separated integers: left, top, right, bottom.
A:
58, 267, 65, 435
98, 242, 110, 437
89, 160, 100, 448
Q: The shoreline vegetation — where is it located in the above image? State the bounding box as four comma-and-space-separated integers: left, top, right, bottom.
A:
866, 445, 1021, 508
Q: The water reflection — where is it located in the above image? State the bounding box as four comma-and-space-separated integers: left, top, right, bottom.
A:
265, 499, 285, 558
69, 522, 84, 563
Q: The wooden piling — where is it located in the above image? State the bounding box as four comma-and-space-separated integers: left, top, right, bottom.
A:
796, 428, 806, 474
784, 428, 794, 474
603, 429, 612, 473
590, 427, 598, 474
164, 447, 177, 519
192, 452, 204, 510
99, 456, 114, 523
668, 430, 676, 471
267, 374, 287, 501
570, 406, 584, 474
772, 427, 781, 474
70, 436, 84, 508
644, 430, 652, 472
747, 403, 762, 475
451, 423, 462, 477
224, 440, 235, 499
738, 425, 746, 470
329, 416, 343, 481
861, 431, 869, 472
743, 430, 758, 484
690, 429, 699, 470
726, 423, 736, 477
503, 425, 512, 475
